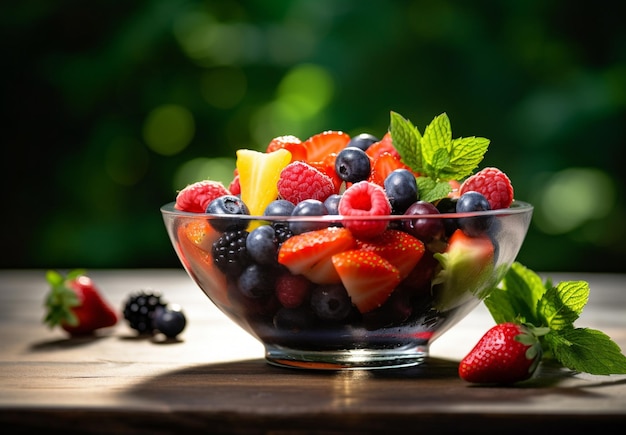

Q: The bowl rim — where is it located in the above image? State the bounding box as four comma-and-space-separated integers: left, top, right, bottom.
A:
160, 200, 533, 223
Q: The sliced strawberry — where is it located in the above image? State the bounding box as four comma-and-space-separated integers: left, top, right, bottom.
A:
365, 132, 399, 160
368, 152, 414, 186
356, 229, 425, 279
176, 221, 229, 307
302, 131, 351, 164
433, 229, 495, 311
278, 227, 356, 284
266, 135, 308, 162
332, 250, 401, 313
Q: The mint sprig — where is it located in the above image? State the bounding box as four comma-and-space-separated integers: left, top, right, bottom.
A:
389, 111, 490, 203
484, 262, 626, 376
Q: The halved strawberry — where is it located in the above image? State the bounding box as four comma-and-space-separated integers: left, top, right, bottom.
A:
356, 229, 425, 279
278, 227, 356, 284
365, 132, 399, 160
332, 250, 401, 313
368, 152, 414, 186
176, 221, 229, 307
266, 135, 308, 162
302, 131, 351, 164
433, 229, 495, 311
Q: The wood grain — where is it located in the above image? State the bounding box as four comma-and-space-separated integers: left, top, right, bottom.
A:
1, 269, 625, 434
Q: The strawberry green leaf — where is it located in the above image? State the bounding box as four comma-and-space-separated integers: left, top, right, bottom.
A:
43, 269, 81, 328
544, 328, 626, 375
389, 111, 422, 172
537, 281, 589, 331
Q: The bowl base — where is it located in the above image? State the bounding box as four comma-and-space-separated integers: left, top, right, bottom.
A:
264, 344, 429, 370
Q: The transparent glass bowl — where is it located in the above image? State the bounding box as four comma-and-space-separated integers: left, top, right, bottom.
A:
161, 201, 533, 370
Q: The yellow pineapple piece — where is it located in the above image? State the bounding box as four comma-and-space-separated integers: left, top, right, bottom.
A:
236, 148, 292, 219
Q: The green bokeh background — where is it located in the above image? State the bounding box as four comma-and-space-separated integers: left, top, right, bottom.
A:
3, 0, 625, 272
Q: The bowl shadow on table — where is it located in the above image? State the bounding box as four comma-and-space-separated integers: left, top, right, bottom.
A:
125, 356, 624, 409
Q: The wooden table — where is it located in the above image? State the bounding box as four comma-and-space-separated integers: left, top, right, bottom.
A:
1, 269, 625, 434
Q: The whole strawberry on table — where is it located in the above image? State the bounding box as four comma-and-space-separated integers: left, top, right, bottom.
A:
43, 269, 118, 336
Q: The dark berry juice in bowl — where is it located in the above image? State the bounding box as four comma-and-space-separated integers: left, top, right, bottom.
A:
161, 200, 533, 370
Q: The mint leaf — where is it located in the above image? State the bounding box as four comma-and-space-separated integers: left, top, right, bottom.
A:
484, 262, 545, 325
389, 111, 422, 172
439, 136, 490, 181
421, 113, 452, 178
545, 328, 626, 375
388, 111, 491, 203
415, 178, 451, 203
537, 281, 589, 331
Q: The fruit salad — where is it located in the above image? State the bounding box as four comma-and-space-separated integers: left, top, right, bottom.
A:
164, 111, 532, 365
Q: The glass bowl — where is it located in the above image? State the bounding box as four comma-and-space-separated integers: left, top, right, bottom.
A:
161, 201, 533, 370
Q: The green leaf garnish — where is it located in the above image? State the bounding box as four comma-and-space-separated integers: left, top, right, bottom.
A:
389, 111, 490, 202
484, 262, 626, 376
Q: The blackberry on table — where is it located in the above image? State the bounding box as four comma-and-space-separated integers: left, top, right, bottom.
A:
212, 229, 251, 276
123, 290, 167, 334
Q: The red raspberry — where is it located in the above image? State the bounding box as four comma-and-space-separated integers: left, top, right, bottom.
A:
460, 167, 514, 210
275, 272, 312, 308
277, 161, 336, 204
174, 180, 231, 213
338, 181, 391, 238
228, 174, 241, 195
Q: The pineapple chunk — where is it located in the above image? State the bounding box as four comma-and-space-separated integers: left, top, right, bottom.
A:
236, 148, 292, 219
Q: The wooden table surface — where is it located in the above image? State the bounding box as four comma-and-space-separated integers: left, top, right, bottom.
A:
1, 269, 625, 434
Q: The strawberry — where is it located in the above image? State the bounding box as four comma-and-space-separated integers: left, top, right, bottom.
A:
266, 135, 308, 162
433, 229, 495, 311
356, 229, 425, 279
332, 250, 401, 313
44, 269, 118, 336
459, 322, 548, 384
278, 227, 356, 284
368, 152, 413, 187
176, 221, 229, 307
174, 180, 231, 213
301, 130, 351, 164
364, 133, 399, 160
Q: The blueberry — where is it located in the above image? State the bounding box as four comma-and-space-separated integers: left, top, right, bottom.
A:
289, 199, 328, 234
264, 199, 295, 217
384, 169, 418, 214
246, 224, 279, 266
347, 133, 379, 151
323, 194, 342, 215
238, 263, 276, 299
335, 147, 371, 183
310, 284, 353, 321
273, 306, 317, 332
456, 191, 493, 236
154, 306, 187, 338
206, 195, 250, 232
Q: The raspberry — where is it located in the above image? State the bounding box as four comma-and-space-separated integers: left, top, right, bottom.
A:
228, 174, 241, 195
338, 181, 391, 238
275, 272, 312, 309
277, 161, 336, 204
460, 167, 514, 210
175, 180, 231, 213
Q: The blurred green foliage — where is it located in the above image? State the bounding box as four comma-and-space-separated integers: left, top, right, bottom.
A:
2, 0, 625, 272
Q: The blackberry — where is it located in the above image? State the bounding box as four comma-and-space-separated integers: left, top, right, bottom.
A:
212, 229, 251, 276
273, 224, 293, 245
123, 291, 167, 334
